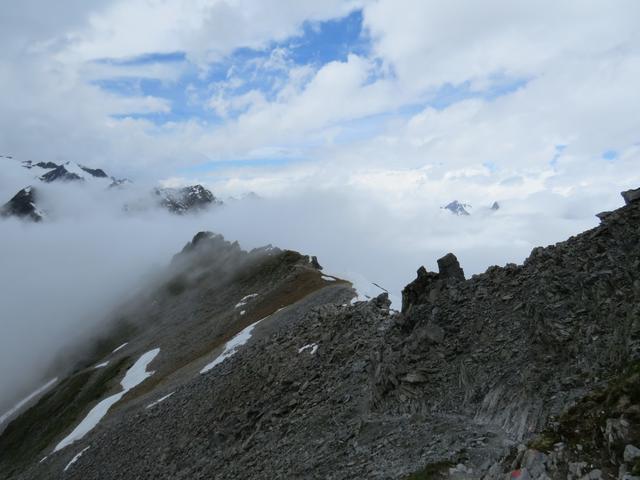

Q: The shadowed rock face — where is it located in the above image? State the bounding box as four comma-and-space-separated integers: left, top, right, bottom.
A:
437, 253, 465, 281
622, 187, 640, 205
3, 190, 640, 480
0, 186, 43, 222
401, 252, 465, 314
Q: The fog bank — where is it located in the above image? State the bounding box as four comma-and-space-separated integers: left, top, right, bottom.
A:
0, 180, 626, 412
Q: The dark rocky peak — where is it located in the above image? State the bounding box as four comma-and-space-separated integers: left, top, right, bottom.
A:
437, 252, 465, 281
0, 186, 43, 222
622, 187, 640, 205
172, 231, 250, 273
165, 231, 320, 312
39, 164, 83, 183
177, 232, 288, 268
598, 188, 639, 222
22, 161, 59, 170
491, 201, 500, 211
79, 166, 108, 178
309, 255, 323, 270
249, 244, 284, 257
35, 161, 59, 170
38, 162, 110, 183
443, 200, 471, 216
154, 184, 222, 214
178, 231, 241, 257
401, 252, 465, 313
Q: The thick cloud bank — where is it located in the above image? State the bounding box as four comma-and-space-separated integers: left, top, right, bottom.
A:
0, 169, 627, 412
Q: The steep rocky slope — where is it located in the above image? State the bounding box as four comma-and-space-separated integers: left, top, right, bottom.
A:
1, 189, 639, 480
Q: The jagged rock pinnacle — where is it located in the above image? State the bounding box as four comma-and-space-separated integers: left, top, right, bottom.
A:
622, 187, 640, 205
437, 253, 465, 281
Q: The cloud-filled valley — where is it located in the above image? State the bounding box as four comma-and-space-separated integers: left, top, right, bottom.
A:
0, 155, 630, 410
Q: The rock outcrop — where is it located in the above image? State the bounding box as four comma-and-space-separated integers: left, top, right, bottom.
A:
622, 187, 640, 205
401, 252, 465, 313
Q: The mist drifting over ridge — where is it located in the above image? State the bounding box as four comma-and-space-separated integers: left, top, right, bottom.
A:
0, 152, 633, 412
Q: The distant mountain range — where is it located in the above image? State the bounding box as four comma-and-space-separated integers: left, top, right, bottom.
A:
442, 199, 500, 216
0, 158, 223, 221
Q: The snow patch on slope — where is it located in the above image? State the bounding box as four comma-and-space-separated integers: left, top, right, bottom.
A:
200, 317, 269, 374
235, 293, 258, 309
54, 348, 160, 452
145, 392, 175, 409
298, 343, 318, 355
111, 342, 128, 354
63, 446, 90, 472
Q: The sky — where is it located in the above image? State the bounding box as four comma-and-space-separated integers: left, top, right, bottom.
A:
0, 0, 638, 200
0, 1, 640, 409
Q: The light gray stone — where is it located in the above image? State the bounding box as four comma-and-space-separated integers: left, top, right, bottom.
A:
624, 444, 640, 463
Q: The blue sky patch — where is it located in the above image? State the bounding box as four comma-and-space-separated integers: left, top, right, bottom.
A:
94, 9, 370, 125
89, 8, 538, 173
427, 76, 529, 111
288, 10, 368, 65
94, 52, 186, 66
549, 144, 567, 168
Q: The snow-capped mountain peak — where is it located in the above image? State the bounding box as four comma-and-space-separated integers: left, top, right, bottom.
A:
153, 184, 223, 214
443, 200, 472, 216
38, 162, 110, 183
